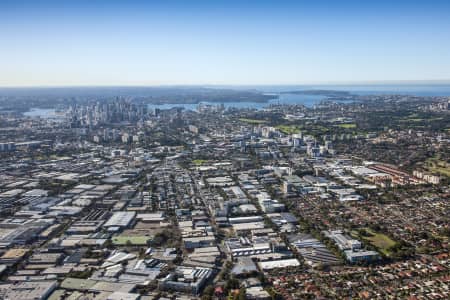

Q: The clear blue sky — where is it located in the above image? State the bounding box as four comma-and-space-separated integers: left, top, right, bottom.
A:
1, 0, 450, 86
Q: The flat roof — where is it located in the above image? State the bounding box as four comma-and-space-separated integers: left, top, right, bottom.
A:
258, 258, 300, 270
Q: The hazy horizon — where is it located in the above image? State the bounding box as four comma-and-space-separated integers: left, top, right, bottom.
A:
2, 80, 450, 89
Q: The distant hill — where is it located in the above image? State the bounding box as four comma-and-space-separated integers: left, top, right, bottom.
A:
0, 87, 278, 111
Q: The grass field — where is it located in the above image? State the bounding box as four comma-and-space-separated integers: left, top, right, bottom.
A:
360, 228, 396, 256
425, 158, 450, 177
276, 125, 302, 134
337, 123, 357, 129
193, 159, 207, 165
428, 166, 450, 177
239, 118, 267, 124
112, 235, 150, 245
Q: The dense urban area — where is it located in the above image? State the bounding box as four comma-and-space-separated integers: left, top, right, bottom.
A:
0, 90, 449, 300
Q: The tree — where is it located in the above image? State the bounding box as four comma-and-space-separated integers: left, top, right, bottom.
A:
201, 285, 214, 300
225, 277, 240, 291
238, 287, 246, 300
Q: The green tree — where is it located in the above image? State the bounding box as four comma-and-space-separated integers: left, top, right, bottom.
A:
201, 285, 214, 300
238, 287, 246, 300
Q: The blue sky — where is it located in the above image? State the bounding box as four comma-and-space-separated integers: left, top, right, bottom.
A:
1, 0, 450, 86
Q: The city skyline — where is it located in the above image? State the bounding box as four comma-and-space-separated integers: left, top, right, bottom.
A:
1, 0, 450, 86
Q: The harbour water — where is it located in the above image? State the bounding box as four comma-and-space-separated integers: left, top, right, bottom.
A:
21, 84, 450, 117
147, 84, 450, 111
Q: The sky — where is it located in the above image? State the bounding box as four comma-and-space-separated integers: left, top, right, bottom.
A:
1, 0, 450, 86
